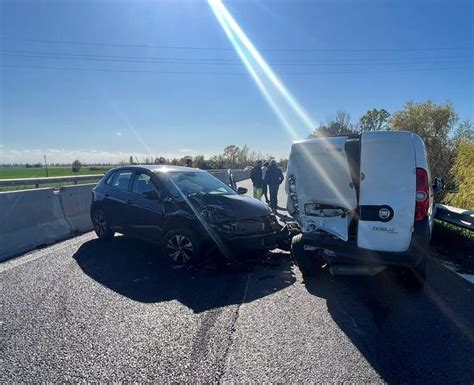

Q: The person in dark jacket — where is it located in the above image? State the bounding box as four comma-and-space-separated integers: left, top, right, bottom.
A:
250, 160, 263, 199
262, 161, 270, 203
264, 160, 284, 212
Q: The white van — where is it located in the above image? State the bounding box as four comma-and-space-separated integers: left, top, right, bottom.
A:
286, 131, 442, 287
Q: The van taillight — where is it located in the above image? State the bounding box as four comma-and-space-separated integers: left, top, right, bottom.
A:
415, 168, 429, 221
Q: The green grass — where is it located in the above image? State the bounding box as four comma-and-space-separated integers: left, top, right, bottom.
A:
431, 220, 474, 274
0, 166, 111, 179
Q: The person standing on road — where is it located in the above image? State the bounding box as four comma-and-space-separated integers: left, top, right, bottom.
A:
265, 160, 284, 212
250, 160, 264, 200
262, 161, 270, 204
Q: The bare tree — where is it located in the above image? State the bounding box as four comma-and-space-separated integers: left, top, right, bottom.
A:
310, 110, 354, 137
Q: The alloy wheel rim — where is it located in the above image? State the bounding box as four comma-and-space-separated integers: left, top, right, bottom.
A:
167, 235, 194, 263
94, 210, 107, 237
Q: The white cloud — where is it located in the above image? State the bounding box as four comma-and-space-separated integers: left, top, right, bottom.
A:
179, 149, 194, 153
0, 148, 177, 164
115, 132, 123, 136
0, 144, 4, 148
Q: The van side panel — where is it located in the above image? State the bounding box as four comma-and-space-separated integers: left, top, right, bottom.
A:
357, 131, 416, 252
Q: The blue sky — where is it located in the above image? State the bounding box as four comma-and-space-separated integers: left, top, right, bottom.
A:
1, 0, 472, 163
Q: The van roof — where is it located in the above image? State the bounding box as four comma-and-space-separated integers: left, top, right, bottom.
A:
292, 130, 414, 145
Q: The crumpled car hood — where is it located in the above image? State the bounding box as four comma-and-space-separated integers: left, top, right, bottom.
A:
191, 193, 271, 221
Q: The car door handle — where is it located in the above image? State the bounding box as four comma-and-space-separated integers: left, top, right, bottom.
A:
105, 193, 111, 197
126, 199, 133, 205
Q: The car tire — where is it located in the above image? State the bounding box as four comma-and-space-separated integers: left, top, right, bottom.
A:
400, 255, 427, 291
291, 234, 321, 277
91, 208, 115, 240
162, 228, 201, 265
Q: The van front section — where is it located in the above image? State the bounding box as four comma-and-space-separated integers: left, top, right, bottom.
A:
287, 131, 430, 272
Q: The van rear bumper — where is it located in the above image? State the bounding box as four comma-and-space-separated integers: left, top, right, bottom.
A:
301, 218, 431, 267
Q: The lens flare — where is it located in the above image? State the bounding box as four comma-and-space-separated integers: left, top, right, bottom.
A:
208, 0, 316, 138
209, 0, 354, 209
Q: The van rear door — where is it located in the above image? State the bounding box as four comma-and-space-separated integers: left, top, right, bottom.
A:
287, 137, 358, 241
357, 131, 416, 252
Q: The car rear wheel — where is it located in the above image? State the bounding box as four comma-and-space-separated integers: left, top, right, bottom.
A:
291, 234, 322, 277
162, 228, 201, 265
91, 208, 115, 240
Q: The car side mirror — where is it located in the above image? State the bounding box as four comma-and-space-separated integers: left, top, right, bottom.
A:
237, 187, 248, 195
432, 177, 445, 192
143, 190, 159, 200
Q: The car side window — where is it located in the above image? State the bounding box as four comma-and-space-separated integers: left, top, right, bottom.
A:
111, 170, 133, 191
104, 172, 115, 186
132, 172, 159, 196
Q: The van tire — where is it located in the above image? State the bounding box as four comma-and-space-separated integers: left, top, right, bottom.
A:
291, 234, 320, 277
401, 255, 427, 290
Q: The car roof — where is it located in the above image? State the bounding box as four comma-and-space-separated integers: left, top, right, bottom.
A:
110, 165, 206, 174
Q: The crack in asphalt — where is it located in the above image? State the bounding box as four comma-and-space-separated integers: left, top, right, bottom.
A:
216, 272, 251, 383
186, 272, 251, 383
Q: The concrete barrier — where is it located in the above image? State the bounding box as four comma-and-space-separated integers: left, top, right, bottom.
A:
210, 170, 230, 184
60, 184, 95, 233
0, 188, 72, 261
210, 170, 250, 188
231, 170, 251, 182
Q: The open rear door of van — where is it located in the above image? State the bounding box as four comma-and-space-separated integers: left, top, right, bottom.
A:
287, 136, 358, 241
357, 131, 416, 252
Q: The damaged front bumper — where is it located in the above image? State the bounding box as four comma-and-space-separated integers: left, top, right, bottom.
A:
212, 215, 281, 250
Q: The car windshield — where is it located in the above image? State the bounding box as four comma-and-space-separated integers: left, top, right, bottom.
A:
158, 171, 236, 197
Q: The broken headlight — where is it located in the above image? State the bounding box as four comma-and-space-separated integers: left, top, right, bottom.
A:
304, 203, 347, 218
201, 206, 229, 224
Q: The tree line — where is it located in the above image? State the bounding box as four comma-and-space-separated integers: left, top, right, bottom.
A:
125, 145, 287, 170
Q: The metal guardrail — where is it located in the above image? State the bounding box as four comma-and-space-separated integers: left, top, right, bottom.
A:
0, 174, 104, 188
0, 169, 249, 190
435, 204, 474, 231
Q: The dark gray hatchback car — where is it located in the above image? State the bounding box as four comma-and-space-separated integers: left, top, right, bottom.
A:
90, 165, 279, 264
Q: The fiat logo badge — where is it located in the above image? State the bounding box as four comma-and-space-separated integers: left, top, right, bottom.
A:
379, 207, 391, 220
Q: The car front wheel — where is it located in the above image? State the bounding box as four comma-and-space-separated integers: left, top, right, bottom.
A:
162, 228, 201, 265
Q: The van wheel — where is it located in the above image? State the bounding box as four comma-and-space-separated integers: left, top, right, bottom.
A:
162, 228, 201, 265
291, 234, 321, 277
402, 255, 427, 291
91, 208, 115, 240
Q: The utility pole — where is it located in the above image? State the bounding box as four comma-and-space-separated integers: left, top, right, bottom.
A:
44, 154, 49, 177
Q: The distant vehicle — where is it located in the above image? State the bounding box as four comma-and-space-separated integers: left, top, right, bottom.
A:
91, 166, 279, 264
244, 166, 253, 171
286, 131, 444, 288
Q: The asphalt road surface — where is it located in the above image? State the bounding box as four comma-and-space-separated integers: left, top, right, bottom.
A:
1, 178, 474, 383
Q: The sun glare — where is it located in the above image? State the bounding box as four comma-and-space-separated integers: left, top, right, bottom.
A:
208, 0, 353, 209
208, 0, 316, 139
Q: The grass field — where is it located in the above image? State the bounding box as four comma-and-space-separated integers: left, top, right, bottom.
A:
0, 166, 111, 179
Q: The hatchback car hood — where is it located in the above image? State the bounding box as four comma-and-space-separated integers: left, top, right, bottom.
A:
191, 193, 271, 222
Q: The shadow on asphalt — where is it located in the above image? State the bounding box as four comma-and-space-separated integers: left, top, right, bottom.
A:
304, 261, 474, 384
74, 236, 294, 314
